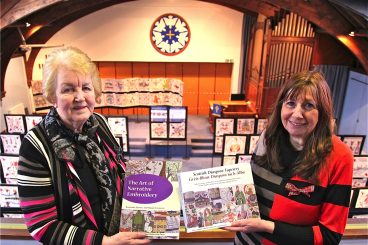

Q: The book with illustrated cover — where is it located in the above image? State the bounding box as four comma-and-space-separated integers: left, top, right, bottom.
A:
120, 159, 182, 239
178, 163, 260, 233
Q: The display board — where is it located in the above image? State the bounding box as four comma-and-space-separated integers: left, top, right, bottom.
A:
149, 106, 187, 141
213, 117, 266, 155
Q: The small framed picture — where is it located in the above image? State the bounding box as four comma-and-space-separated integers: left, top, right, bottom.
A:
169, 122, 186, 139
248, 135, 260, 154
352, 178, 367, 188
256, 118, 268, 135
0, 134, 23, 155
222, 155, 237, 166
107, 116, 128, 136
341, 135, 366, 155
353, 156, 368, 178
355, 188, 368, 208
236, 118, 255, 135
236, 154, 252, 164
349, 188, 368, 217
0, 155, 19, 183
169, 106, 187, 140
31, 80, 43, 94
24, 115, 44, 132
33, 94, 51, 110
150, 122, 167, 139
0, 184, 20, 208
215, 118, 235, 136
214, 136, 224, 154
223, 134, 247, 156
2, 212, 24, 218
4, 114, 26, 134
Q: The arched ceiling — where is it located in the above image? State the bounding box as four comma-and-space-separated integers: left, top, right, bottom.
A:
1, 0, 367, 98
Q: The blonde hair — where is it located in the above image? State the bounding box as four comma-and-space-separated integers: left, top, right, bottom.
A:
42, 46, 101, 103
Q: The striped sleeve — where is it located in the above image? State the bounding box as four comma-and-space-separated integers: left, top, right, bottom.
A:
17, 128, 104, 245
237, 135, 353, 245
269, 138, 353, 245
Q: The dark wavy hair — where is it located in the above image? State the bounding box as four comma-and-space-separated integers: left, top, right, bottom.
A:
254, 70, 334, 183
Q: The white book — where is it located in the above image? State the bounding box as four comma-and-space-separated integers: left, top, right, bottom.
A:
178, 163, 260, 233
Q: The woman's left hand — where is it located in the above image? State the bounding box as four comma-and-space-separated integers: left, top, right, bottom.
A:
223, 218, 275, 234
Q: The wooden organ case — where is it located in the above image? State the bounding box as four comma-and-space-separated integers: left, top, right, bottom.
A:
260, 12, 316, 117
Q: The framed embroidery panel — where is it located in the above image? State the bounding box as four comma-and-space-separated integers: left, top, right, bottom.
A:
352, 178, 367, 188
31, 80, 43, 95
353, 155, 368, 179
33, 94, 52, 111
255, 118, 268, 135
355, 188, 368, 209
248, 135, 260, 155
168, 106, 187, 140
107, 116, 128, 137
236, 118, 256, 135
222, 134, 247, 156
341, 135, 366, 155
4, 114, 26, 134
222, 155, 237, 166
149, 106, 168, 140
24, 115, 44, 132
349, 188, 368, 217
0, 184, 20, 208
215, 118, 235, 136
214, 136, 224, 154
0, 134, 23, 155
0, 155, 19, 184
1, 210, 24, 218
213, 118, 236, 154
236, 154, 252, 164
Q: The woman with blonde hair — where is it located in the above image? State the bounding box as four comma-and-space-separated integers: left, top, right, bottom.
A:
18, 47, 150, 245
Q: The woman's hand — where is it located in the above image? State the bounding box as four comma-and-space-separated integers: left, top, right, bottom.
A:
223, 218, 275, 234
102, 232, 151, 245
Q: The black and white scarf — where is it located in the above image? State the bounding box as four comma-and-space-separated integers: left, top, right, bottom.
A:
44, 107, 120, 235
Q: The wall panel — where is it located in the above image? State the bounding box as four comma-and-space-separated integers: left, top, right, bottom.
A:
94, 62, 232, 116
183, 63, 199, 114
149, 63, 166, 77
198, 63, 216, 114
214, 63, 232, 101
166, 63, 183, 82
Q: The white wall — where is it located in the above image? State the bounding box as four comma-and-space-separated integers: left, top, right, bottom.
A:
0, 57, 32, 132
32, 0, 244, 92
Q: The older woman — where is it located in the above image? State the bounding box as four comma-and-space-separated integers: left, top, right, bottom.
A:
225, 71, 353, 244
17, 47, 150, 245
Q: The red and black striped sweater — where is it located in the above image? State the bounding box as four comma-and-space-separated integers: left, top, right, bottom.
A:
236, 134, 353, 245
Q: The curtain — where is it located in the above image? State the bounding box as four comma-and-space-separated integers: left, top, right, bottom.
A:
240, 15, 257, 93
313, 65, 349, 121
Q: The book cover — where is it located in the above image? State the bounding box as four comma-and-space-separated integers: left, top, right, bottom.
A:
120, 159, 182, 239
178, 163, 260, 233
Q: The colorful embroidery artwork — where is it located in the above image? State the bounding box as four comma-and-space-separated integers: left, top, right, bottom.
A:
5, 115, 25, 134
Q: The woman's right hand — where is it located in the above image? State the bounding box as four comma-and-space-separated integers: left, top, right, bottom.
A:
102, 232, 151, 245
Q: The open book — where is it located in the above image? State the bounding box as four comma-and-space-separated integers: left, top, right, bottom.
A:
178, 163, 260, 233
120, 159, 182, 239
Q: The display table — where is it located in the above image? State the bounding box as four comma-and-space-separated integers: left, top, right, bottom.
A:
208, 100, 257, 132
1, 218, 367, 242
